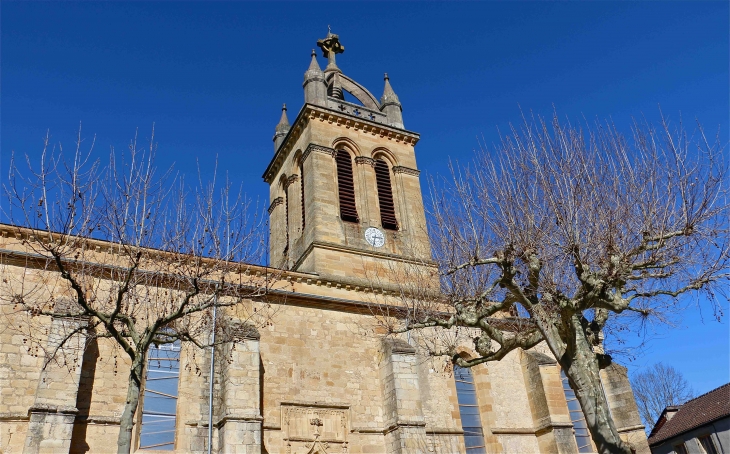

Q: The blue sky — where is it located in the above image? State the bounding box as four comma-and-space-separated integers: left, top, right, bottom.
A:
2, 2, 728, 396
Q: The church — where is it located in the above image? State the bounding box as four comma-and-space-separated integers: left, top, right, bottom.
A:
0, 32, 650, 454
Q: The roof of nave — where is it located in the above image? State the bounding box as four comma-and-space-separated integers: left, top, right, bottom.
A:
0, 222, 431, 313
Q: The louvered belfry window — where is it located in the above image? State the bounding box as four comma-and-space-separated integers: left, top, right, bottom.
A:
299, 164, 306, 229
335, 150, 359, 223
374, 159, 398, 230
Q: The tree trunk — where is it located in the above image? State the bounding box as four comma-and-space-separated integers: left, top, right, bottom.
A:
117, 359, 145, 454
539, 313, 632, 454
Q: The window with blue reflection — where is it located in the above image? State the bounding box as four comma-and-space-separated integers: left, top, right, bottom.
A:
561, 370, 592, 453
454, 365, 486, 454
139, 341, 181, 451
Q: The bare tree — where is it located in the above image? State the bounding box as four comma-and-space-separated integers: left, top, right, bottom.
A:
631, 363, 695, 431
1, 128, 273, 454
376, 114, 729, 454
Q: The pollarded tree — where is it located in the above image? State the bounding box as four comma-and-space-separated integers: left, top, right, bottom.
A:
631, 362, 695, 431
0, 129, 273, 454
379, 114, 728, 454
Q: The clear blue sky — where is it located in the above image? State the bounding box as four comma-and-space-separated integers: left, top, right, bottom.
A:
2, 2, 728, 396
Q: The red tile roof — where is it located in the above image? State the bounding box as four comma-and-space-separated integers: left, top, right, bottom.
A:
648, 382, 730, 446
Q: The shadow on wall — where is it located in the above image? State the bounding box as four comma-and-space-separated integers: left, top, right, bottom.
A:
69, 338, 99, 454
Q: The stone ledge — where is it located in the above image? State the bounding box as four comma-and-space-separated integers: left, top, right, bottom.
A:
384, 338, 416, 355
74, 415, 121, 425
426, 428, 464, 435
618, 424, 646, 433
215, 414, 263, 428
28, 404, 78, 416
392, 166, 420, 176
383, 420, 427, 435
534, 420, 575, 436
491, 427, 536, 435
280, 401, 350, 410
0, 412, 30, 422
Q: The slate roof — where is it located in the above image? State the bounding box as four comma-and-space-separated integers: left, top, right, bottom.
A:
648, 382, 730, 446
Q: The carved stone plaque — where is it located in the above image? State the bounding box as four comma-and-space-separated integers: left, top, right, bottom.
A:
281, 403, 348, 443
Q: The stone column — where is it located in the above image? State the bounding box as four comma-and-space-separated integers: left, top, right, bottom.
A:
380, 338, 427, 454
600, 364, 651, 454
521, 350, 578, 454
216, 322, 262, 454
23, 307, 86, 454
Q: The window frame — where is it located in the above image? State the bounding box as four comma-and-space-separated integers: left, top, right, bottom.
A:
698, 435, 718, 454
453, 365, 487, 454
334, 150, 359, 223
560, 370, 593, 453
138, 341, 182, 451
373, 158, 398, 230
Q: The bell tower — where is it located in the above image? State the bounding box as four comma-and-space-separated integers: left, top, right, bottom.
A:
263, 31, 433, 287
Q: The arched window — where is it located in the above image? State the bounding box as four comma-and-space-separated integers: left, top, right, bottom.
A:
374, 159, 398, 230
335, 150, 359, 223
280, 175, 290, 255
561, 370, 592, 453
139, 341, 181, 450
284, 183, 290, 255
454, 365, 486, 454
299, 162, 306, 229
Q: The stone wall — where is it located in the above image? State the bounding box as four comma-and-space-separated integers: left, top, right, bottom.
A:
0, 237, 650, 453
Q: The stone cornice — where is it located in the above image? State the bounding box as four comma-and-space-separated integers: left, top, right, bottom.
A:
301, 144, 335, 164
392, 165, 420, 176
267, 196, 284, 214
284, 174, 299, 189
291, 240, 438, 274
354, 156, 374, 166
263, 103, 420, 184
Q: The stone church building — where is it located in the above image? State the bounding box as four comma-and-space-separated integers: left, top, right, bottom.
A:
0, 32, 650, 454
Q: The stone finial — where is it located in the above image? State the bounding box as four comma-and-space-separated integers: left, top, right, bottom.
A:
304, 49, 327, 106
306, 49, 323, 74
276, 104, 290, 133
380, 73, 401, 106
273, 104, 291, 152
317, 29, 344, 74
380, 73, 404, 129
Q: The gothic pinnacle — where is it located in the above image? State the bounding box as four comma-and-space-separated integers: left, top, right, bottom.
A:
273, 104, 291, 152
305, 49, 323, 75
380, 73, 400, 106
275, 104, 290, 133
380, 73, 404, 128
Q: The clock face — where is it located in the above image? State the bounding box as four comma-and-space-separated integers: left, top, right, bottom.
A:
365, 227, 385, 248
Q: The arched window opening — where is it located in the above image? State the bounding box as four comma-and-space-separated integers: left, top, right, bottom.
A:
374, 159, 398, 230
454, 365, 486, 454
561, 370, 592, 453
139, 341, 181, 450
335, 150, 359, 223
300, 163, 306, 230
284, 183, 290, 255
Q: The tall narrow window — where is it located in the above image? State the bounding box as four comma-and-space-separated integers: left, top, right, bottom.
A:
139, 341, 181, 450
300, 164, 306, 229
454, 365, 486, 454
284, 184, 290, 255
335, 150, 359, 223
374, 159, 398, 230
561, 371, 592, 453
